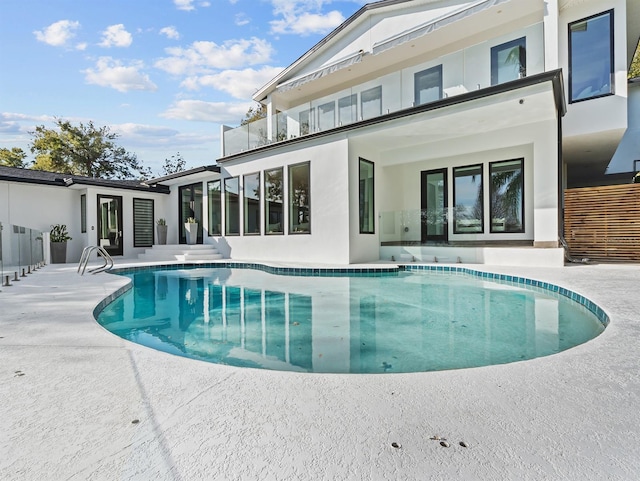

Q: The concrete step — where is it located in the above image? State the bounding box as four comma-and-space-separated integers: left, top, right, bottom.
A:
138, 244, 224, 262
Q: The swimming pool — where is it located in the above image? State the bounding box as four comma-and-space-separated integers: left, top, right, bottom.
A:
96, 265, 606, 373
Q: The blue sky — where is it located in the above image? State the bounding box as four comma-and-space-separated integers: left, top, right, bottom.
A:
0, 0, 367, 175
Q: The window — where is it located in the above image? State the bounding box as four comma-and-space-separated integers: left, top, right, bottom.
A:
338, 94, 357, 126
453, 165, 483, 234
243, 172, 261, 235
361, 86, 382, 120
491, 37, 526, 85
490, 159, 524, 233
299, 108, 315, 135
207, 180, 222, 236
569, 10, 614, 102
80, 194, 86, 233
414, 65, 443, 106
224, 177, 240, 235
133, 198, 154, 247
264, 167, 284, 234
318, 101, 335, 131
359, 159, 374, 234
289, 162, 310, 234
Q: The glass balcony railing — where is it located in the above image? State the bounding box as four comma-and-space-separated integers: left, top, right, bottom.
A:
0, 222, 45, 286
222, 22, 544, 157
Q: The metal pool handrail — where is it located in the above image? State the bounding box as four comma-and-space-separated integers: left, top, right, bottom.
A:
78, 246, 114, 275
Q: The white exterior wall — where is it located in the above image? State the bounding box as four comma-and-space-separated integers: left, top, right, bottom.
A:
215, 138, 351, 264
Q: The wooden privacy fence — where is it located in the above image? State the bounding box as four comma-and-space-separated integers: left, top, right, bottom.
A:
564, 184, 640, 262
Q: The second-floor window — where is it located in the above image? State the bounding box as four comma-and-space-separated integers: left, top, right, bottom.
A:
491, 37, 526, 85
414, 65, 443, 106
569, 10, 614, 103
361, 86, 382, 120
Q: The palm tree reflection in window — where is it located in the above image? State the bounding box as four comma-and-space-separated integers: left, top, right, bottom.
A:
490, 159, 524, 233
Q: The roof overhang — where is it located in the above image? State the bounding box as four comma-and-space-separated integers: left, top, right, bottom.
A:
148, 165, 221, 186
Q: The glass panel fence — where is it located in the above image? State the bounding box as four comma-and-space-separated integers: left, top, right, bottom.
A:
0, 223, 44, 285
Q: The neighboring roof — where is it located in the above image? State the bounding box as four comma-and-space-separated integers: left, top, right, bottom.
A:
222, 69, 566, 163
0, 165, 170, 194
148, 165, 220, 184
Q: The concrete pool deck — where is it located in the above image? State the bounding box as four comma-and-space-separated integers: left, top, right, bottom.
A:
1, 261, 639, 480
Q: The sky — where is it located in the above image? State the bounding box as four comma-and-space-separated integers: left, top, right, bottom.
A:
0, 0, 368, 175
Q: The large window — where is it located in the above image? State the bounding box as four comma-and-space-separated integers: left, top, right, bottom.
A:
299, 108, 315, 135
453, 165, 483, 234
338, 94, 357, 126
569, 10, 614, 103
133, 198, 154, 247
359, 159, 374, 234
318, 101, 335, 131
264, 167, 284, 234
361, 86, 382, 120
491, 37, 526, 85
207, 180, 222, 236
289, 162, 310, 234
243, 172, 260, 235
414, 65, 443, 106
224, 177, 240, 235
490, 159, 524, 233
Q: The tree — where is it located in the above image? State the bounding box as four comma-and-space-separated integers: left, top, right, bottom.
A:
240, 103, 267, 126
30, 119, 148, 179
630, 43, 640, 80
0, 147, 28, 168
162, 152, 186, 176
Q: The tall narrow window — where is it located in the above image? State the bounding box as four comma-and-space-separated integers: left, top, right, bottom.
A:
490, 159, 524, 233
491, 37, 526, 85
224, 177, 240, 235
133, 198, 154, 247
80, 194, 87, 233
569, 10, 614, 102
289, 162, 310, 234
338, 94, 357, 126
453, 165, 483, 234
317, 101, 335, 131
207, 180, 222, 236
361, 86, 382, 120
414, 65, 443, 106
264, 167, 284, 234
243, 172, 261, 235
299, 108, 315, 135
359, 159, 374, 234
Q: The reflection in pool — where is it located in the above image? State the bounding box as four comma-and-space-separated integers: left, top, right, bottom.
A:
96, 267, 605, 373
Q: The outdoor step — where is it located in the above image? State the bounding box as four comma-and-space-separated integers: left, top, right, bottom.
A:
138, 244, 225, 262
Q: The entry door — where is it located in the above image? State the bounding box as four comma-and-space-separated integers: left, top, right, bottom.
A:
97, 194, 124, 256
179, 183, 203, 244
421, 169, 448, 243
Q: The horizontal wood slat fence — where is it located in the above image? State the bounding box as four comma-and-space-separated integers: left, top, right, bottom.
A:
564, 184, 640, 262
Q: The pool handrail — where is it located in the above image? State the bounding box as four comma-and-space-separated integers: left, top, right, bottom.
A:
78, 246, 114, 275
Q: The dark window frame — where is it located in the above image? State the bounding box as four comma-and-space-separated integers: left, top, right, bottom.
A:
491, 36, 527, 86
489, 158, 525, 234
80, 194, 87, 233
243, 171, 261, 236
224, 176, 240, 236
288, 161, 311, 235
264, 167, 284, 235
359, 158, 375, 234
133, 197, 154, 248
414, 64, 443, 106
568, 9, 615, 104
453, 164, 484, 235
207, 179, 222, 237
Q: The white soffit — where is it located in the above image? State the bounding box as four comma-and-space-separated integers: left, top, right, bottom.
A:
372, 0, 512, 56
276, 50, 364, 93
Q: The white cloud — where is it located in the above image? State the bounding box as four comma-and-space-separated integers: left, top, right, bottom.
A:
84, 57, 157, 92
113, 123, 180, 139
160, 100, 252, 123
160, 26, 180, 40
155, 37, 274, 75
99, 24, 133, 48
235, 13, 250, 26
269, 0, 345, 36
174, 0, 210, 11
180, 66, 283, 99
34, 20, 81, 47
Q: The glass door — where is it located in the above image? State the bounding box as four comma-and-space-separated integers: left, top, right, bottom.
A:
97, 194, 123, 256
179, 183, 203, 244
421, 169, 448, 243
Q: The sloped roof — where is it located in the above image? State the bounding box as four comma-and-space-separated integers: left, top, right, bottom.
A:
0, 166, 170, 193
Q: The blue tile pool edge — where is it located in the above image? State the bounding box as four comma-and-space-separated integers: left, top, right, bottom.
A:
104, 262, 609, 328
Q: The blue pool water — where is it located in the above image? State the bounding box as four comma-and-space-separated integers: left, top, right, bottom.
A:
96, 266, 605, 373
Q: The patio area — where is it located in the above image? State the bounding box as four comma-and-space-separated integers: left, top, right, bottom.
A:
1, 261, 639, 480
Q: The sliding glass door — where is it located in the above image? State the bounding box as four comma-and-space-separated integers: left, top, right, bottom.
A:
421, 169, 448, 243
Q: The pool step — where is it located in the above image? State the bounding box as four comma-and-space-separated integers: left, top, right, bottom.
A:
138, 244, 224, 262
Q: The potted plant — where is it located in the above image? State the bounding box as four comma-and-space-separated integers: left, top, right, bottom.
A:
184, 217, 198, 245
156, 218, 168, 245
50, 224, 72, 264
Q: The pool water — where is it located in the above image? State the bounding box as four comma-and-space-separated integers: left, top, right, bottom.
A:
96, 267, 605, 373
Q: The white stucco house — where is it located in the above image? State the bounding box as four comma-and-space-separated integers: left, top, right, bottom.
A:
1, 0, 639, 268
